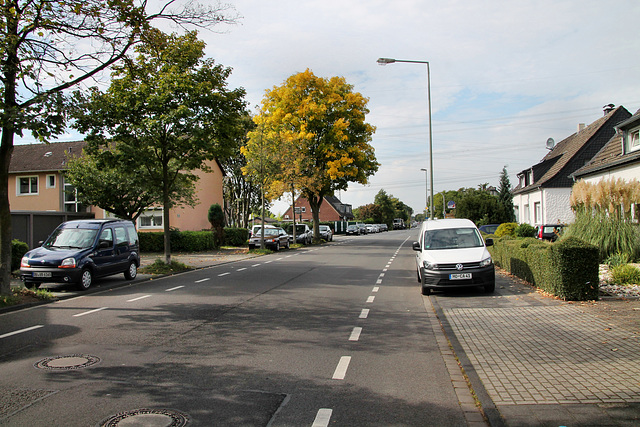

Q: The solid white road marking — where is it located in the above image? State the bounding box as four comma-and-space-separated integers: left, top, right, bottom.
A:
0, 325, 44, 339
349, 327, 362, 341
165, 286, 184, 292
195, 278, 210, 283
312, 409, 333, 427
359, 309, 369, 319
332, 356, 351, 380
73, 307, 108, 317
127, 295, 151, 302
366, 296, 375, 303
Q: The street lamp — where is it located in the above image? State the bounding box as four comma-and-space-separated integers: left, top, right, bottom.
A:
378, 57, 434, 219
420, 168, 428, 218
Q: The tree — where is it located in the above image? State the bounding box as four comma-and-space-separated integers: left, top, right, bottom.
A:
354, 203, 381, 223
253, 69, 379, 240
219, 114, 261, 228
73, 30, 247, 264
0, 0, 237, 294
498, 166, 515, 222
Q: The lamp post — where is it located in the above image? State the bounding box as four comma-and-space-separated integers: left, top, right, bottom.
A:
378, 57, 434, 219
420, 168, 428, 218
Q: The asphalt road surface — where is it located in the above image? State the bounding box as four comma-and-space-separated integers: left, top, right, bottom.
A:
0, 231, 469, 426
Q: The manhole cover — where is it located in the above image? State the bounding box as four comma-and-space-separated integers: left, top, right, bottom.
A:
34, 354, 101, 371
100, 408, 189, 426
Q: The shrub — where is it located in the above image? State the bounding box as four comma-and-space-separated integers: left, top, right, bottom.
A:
604, 252, 632, 268
139, 231, 217, 252
11, 240, 29, 272
515, 223, 536, 238
223, 227, 249, 246
610, 264, 640, 285
495, 222, 517, 237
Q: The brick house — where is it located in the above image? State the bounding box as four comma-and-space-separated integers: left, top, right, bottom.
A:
9, 141, 225, 235
282, 195, 354, 222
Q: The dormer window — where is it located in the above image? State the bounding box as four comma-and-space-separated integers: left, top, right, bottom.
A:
628, 127, 640, 152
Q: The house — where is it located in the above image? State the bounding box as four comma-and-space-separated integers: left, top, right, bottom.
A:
572, 109, 640, 183
9, 141, 225, 237
512, 105, 632, 226
571, 109, 640, 219
282, 195, 354, 222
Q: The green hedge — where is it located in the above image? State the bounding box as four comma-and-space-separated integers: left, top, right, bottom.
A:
139, 231, 217, 252
11, 239, 29, 272
223, 227, 249, 246
488, 236, 599, 301
139, 228, 250, 252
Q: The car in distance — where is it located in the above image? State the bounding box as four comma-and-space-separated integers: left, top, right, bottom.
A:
318, 225, 333, 241
478, 224, 501, 235
346, 225, 361, 235
248, 227, 290, 251
20, 219, 140, 291
536, 224, 565, 241
412, 218, 495, 295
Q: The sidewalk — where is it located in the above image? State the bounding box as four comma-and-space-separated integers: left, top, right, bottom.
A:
139, 248, 259, 269
433, 270, 640, 427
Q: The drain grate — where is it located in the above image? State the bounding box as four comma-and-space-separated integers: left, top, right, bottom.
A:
34, 354, 101, 371
100, 408, 189, 426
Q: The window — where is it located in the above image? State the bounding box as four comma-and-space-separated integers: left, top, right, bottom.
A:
18, 176, 38, 195
628, 127, 640, 152
46, 175, 56, 189
63, 178, 86, 212
99, 228, 113, 248
139, 208, 163, 228
115, 226, 129, 247
534, 202, 541, 224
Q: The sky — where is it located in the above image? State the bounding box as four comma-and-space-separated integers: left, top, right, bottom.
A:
22, 0, 640, 217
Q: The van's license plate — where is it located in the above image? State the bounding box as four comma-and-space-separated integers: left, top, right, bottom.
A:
450, 273, 472, 280
33, 272, 52, 278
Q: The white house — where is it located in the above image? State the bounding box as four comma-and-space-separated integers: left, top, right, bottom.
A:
512, 105, 632, 226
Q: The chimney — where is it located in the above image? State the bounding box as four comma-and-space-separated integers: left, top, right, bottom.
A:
578, 123, 585, 132
603, 103, 615, 115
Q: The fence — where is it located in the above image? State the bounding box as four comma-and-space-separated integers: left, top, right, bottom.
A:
11, 211, 95, 249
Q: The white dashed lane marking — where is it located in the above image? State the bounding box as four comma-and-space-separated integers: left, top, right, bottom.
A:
332, 356, 351, 380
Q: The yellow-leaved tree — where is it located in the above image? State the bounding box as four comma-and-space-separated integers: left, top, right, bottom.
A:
246, 69, 379, 240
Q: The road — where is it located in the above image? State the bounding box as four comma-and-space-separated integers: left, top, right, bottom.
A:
0, 231, 472, 426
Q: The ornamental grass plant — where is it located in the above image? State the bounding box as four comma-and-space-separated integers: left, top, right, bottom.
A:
568, 179, 640, 261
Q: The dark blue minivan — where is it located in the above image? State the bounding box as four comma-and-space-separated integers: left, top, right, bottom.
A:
20, 219, 140, 291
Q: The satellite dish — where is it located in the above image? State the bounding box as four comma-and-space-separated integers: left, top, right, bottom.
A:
546, 138, 555, 150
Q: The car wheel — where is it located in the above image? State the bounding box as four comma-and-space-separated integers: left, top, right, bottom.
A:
124, 261, 138, 280
484, 282, 495, 293
248, 244, 255, 250
77, 268, 93, 291
275, 242, 280, 251
285, 240, 290, 249
416, 268, 421, 283
24, 281, 40, 290
421, 286, 431, 296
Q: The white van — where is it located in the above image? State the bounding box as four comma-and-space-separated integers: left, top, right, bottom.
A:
412, 219, 495, 295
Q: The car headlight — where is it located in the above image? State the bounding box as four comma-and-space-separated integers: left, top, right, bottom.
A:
479, 256, 493, 267
21, 256, 30, 268
59, 257, 77, 268
423, 260, 438, 270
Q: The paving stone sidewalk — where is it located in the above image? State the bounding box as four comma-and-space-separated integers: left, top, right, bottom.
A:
433, 272, 640, 427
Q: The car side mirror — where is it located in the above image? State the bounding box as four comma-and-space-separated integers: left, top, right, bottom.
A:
98, 240, 111, 249
412, 241, 421, 251
485, 238, 493, 247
